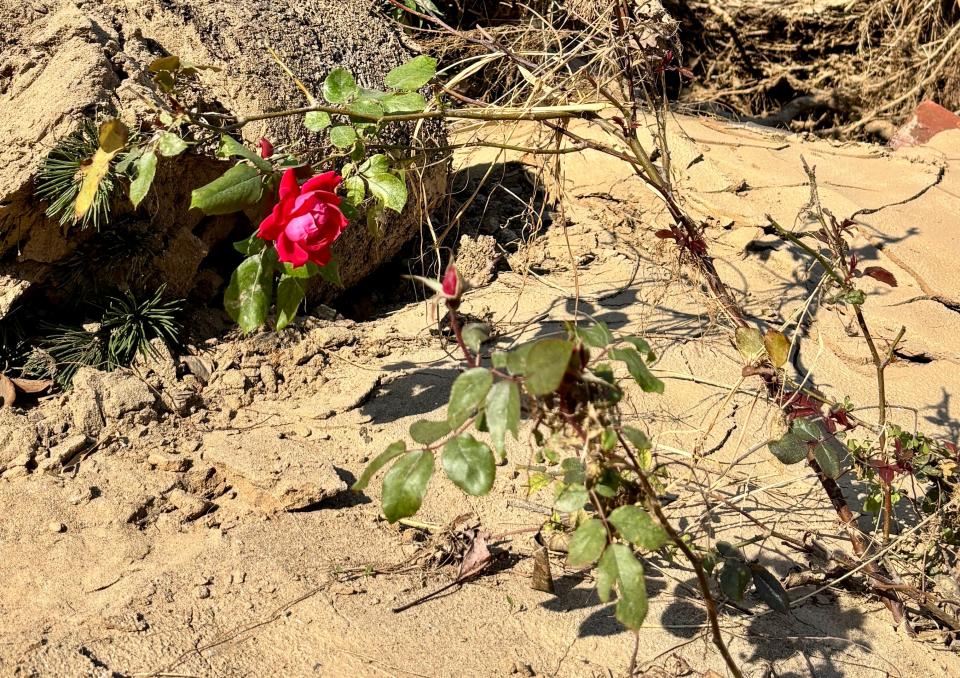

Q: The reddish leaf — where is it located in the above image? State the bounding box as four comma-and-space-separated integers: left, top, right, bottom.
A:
849, 252, 858, 273
654, 229, 677, 240
862, 266, 898, 287
9, 377, 53, 395
0, 375, 16, 408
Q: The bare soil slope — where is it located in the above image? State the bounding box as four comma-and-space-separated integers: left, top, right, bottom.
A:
1, 118, 959, 677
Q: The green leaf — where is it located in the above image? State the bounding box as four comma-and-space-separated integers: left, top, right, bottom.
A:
216, 135, 272, 172
314, 255, 342, 286
358, 154, 391, 175
575, 322, 613, 348
191, 163, 264, 215
485, 380, 520, 456
622, 426, 650, 452
223, 249, 275, 333
719, 559, 751, 602
750, 565, 791, 613
505, 343, 535, 376
596, 546, 618, 603
609, 347, 664, 394
525, 339, 574, 396
409, 419, 452, 445
233, 235, 266, 256
384, 55, 437, 91
768, 432, 808, 465
813, 440, 841, 478
461, 323, 491, 353
561, 458, 586, 485
343, 175, 365, 207
840, 289, 866, 306
382, 450, 435, 522
715, 541, 741, 560
365, 171, 407, 213
322, 67, 359, 103
129, 150, 157, 208
607, 505, 668, 550
735, 327, 764, 361
329, 125, 358, 149
275, 274, 307, 330
598, 543, 649, 630
792, 417, 822, 442
623, 336, 655, 361
352, 441, 405, 491
555, 484, 589, 512
348, 98, 385, 126
156, 132, 188, 157
567, 518, 607, 567
442, 434, 496, 496
305, 111, 332, 132
447, 367, 493, 428
381, 92, 427, 114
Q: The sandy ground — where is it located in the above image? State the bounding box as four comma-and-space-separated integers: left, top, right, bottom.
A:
2, 117, 960, 677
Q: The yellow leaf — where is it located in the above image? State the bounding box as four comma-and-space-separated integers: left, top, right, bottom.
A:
764, 330, 791, 368
74, 119, 128, 221
735, 327, 764, 362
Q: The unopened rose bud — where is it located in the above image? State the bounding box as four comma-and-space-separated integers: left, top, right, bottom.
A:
441, 264, 463, 301
258, 138, 274, 159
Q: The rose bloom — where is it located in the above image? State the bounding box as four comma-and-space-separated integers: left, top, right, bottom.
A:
257, 168, 348, 267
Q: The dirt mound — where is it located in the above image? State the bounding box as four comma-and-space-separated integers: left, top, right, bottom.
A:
0, 0, 446, 311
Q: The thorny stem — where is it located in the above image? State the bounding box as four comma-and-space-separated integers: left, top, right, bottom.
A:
854, 308, 907, 544
617, 434, 744, 678
446, 304, 477, 368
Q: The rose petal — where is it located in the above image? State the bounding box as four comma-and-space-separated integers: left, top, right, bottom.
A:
256, 208, 284, 240
289, 241, 310, 268
275, 232, 298, 264
302, 171, 341, 194
278, 168, 300, 202
286, 213, 321, 243
305, 244, 332, 267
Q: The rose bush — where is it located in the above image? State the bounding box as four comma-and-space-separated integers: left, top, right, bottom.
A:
257, 168, 348, 267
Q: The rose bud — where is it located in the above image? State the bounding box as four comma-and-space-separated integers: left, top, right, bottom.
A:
258, 138, 274, 159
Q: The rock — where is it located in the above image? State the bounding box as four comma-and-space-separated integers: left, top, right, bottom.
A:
230, 571, 246, 585
201, 430, 347, 511
0, 409, 40, 472
195, 586, 211, 600
69, 368, 156, 434
891, 101, 960, 149
166, 489, 212, 521
455, 234, 501, 287
148, 451, 191, 473
68, 487, 95, 505
48, 521, 66, 533
51, 434, 91, 465
219, 369, 248, 392
181, 355, 213, 385
259, 364, 278, 393
2, 466, 29, 480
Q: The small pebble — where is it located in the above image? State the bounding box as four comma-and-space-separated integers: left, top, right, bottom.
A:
196, 586, 211, 600
48, 521, 66, 533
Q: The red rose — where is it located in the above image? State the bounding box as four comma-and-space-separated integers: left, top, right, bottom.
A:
257, 168, 348, 267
